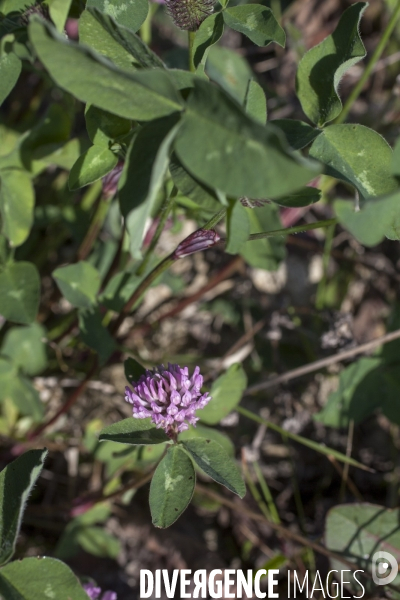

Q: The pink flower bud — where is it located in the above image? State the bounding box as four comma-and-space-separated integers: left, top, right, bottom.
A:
173, 229, 220, 259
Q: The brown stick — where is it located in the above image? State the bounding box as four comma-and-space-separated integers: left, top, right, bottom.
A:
246, 328, 400, 394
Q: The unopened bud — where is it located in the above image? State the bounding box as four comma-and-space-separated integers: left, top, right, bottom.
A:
102, 161, 124, 199
173, 229, 220, 259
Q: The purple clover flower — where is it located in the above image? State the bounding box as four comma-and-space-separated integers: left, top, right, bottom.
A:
83, 583, 117, 600
125, 363, 211, 435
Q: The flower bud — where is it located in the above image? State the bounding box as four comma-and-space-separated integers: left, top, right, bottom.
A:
102, 161, 124, 199
173, 228, 220, 259
166, 0, 214, 31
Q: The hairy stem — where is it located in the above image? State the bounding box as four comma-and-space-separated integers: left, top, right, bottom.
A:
188, 30, 196, 72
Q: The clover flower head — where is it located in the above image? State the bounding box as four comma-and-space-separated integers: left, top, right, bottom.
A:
125, 363, 211, 435
83, 583, 117, 600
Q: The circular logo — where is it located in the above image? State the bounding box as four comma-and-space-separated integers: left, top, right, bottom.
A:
372, 551, 399, 585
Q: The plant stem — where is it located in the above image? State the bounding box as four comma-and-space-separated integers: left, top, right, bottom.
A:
188, 30, 196, 72
242, 461, 271, 520
77, 195, 110, 261
110, 207, 226, 335
252, 460, 281, 524
136, 186, 177, 276
203, 208, 226, 230
246, 218, 337, 242
236, 405, 371, 471
337, 0, 400, 124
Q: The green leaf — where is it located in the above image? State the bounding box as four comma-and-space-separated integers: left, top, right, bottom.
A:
52, 261, 101, 309
274, 186, 321, 208
200, 363, 247, 425
315, 357, 400, 428
244, 79, 266, 124
170, 154, 220, 212
223, 5, 285, 48
0, 168, 34, 247
79, 8, 138, 71
174, 79, 320, 200
314, 357, 382, 428
392, 136, 400, 177
47, 0, 73, 31
80, 8, 165, 71
272, 119, 321, 150
149, 445, 195, 528
296, 2, 367, 126
325, 503, 400, 593
29, 19, 183, 121
240, 203, 286, 270
119, 115, 181, 259
334, 189, 400, 246
226, 200, 250, 254
309, 124, 398, 199
78, 307, 116, 365
76, 526, 120, 558
182, 438, 245, 497
0, 449, 47, 566
0, 262, 40, 324
124, 357, 146, 385
99, 417, 170, 445
206, 45, 253, 103
5, 376, 44, 421
0, 557, 89, 599
86, 0, 149, 33
192, 13, 224, 69
0, 39, 21, 106
85, 105, 131, 147
2, 323, 47, 376
179, 424, 234, 456
68, 146, 118, 191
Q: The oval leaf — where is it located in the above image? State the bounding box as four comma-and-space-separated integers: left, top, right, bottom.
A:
0, 449, 47, 566
310, 124, 398, 200
296, 2, 367, 126
29, 20, 183, 121
0, 557, 89, 599
86, 0, 149, 33
52, 261, 101, 309
200, 363, 247, 425
182, 438, 245, 497
99, 417, 170, 445
69, 145, 118, 191
0, 168, 34, 247
334, 192, 400, 246
244, 79, 267, 124
119, 115, 181, 259
0, 261, 40, 324
149, 445, 195, 528
223, 5, 285, 48
325, 503, 400, 591
0, 45, 21, 106
175, 79, 321, 200
192, 13, 224, 69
